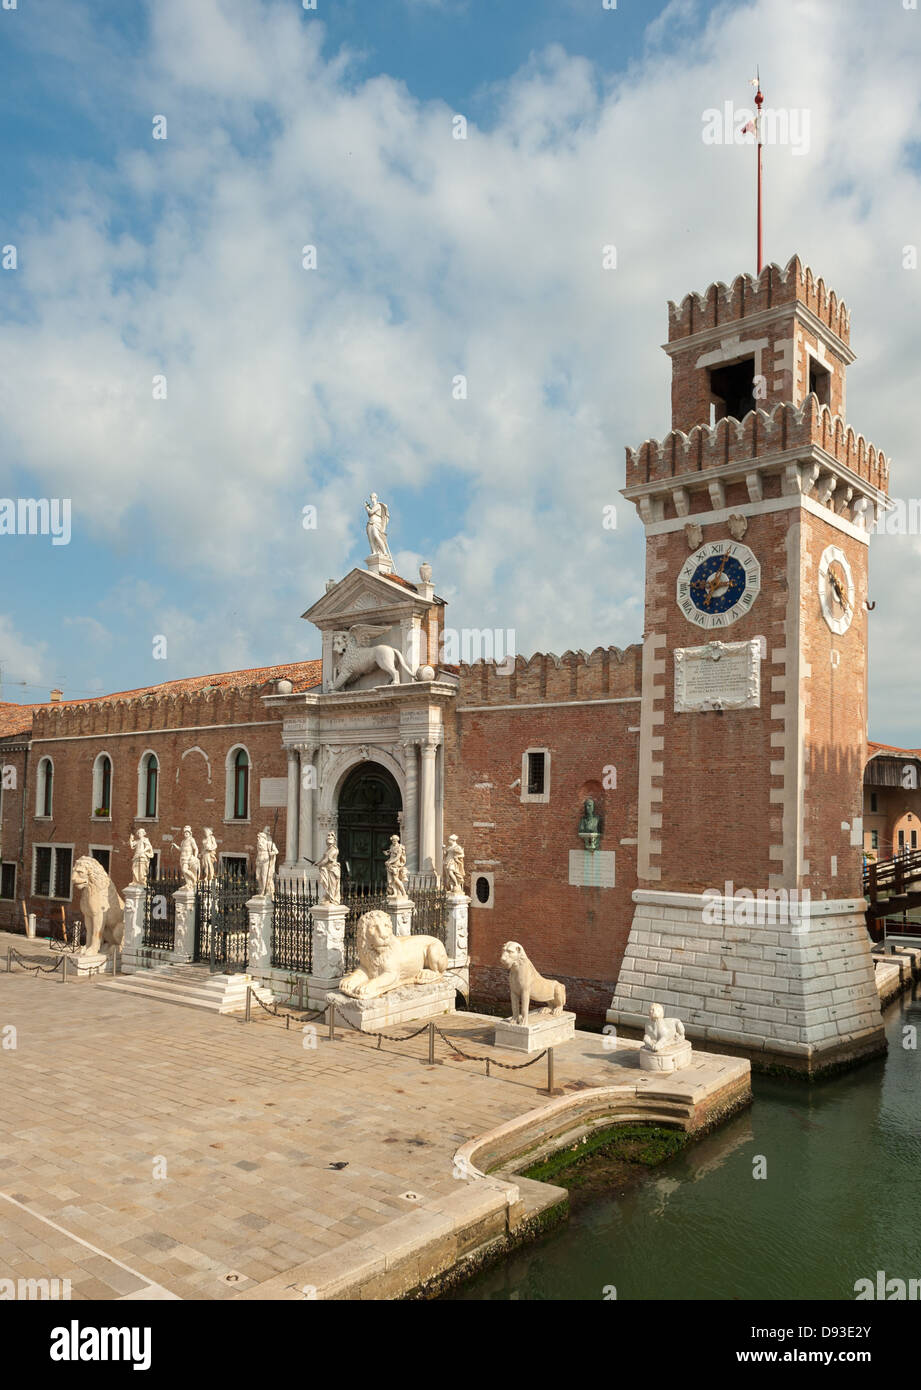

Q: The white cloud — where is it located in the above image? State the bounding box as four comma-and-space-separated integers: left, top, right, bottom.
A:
2, 0, 921, 736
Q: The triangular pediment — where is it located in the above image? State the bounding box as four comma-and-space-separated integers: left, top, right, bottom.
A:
303, 568, 432, 630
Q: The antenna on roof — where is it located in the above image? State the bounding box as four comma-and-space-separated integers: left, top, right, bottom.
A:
751, 68, 764, 273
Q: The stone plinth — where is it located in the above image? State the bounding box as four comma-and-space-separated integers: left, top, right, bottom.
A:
171, 887, 196, 962
247, 895, 273, 975
444, 892, 469, 961
638, 1040, 693, 1072
493, 1010, 576, 1053
386, 895, 414, 937
312, 902, 349, 983
66, 952, 109, 977
327, 979, 455, 1033
122, 883, 146, 960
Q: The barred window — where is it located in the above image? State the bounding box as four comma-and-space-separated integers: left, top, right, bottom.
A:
527, 752, 545, 796
0, 863, 15, 899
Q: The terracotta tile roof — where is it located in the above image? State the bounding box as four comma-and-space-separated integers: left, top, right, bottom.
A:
0, 702, 33, 738
6, 660, 323, 726
868, 740, 921, 759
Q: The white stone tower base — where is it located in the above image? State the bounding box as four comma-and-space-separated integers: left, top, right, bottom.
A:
608, 890, 886, 1076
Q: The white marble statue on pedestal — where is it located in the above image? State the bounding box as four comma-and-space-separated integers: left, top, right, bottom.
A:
255, 826, 279, 897
173, 825, 200, 890
201, 828, 217, 883
365, 493, 393, 565
330, 625, 418, 690
317, 831, 341, 905
639, 1002, 693, 1072
384, 834, 409, 899
501, 942, 566, 1026
443, 834, 466, 895
129, 828, 154, 886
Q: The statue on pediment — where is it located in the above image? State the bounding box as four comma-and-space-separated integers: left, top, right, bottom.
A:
331, 624, 417, 690
365, 493, 393, 564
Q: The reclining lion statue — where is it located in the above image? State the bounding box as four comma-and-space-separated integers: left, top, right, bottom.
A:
330, 626, 418, 691
500, 941, 566, 1025
338, 909, 448, 999
70, 856, 125, 955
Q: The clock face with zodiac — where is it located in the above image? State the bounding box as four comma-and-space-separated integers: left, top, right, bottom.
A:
818, 544, 855, 635
676, 540, 761, 629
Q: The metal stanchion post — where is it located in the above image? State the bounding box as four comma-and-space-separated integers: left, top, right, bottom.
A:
427, 1020, 439, 1066
62, 954, 67, 984
547, 1046, 554, 1095
245, 985, 252, 1023
327, 1000, 336, 1041
6, 946, 10, 974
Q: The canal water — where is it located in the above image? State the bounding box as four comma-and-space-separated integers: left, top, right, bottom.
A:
448, 986, 921, 1300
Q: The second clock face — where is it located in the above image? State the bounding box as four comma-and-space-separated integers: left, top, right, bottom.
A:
676, 540, 761, 629
818, 544, 855, 635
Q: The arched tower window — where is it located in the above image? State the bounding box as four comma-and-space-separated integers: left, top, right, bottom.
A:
93, 754, 112, 817
225, 746, 251, 820
139, 752, 159, 819
37, 758, 53, 818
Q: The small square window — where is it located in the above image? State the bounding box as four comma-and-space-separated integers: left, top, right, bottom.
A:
520, 749, 551, 803
808, 358, 831, 406
870, 793, 878, 813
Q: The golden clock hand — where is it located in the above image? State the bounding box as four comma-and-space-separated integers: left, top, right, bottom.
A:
704, 554, 730, 608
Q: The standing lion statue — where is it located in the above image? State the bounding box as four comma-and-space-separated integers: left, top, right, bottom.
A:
70, 856, 125, 955
500, 941, 566, 1025
338, 909, 448, 999
330, 625, 418, 691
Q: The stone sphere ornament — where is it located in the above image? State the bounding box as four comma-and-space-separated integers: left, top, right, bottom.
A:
417, 664, 436, 681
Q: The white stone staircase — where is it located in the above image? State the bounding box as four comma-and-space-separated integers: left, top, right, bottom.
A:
99, 962, 274, 1015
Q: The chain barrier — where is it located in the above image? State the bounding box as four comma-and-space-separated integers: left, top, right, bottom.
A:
7, 949, 66, 976
247, 987, 327, 1027
433, 1024, 549, 1070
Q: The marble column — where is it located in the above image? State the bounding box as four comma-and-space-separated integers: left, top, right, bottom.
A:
298, 745, 316, 865
402, 738, 419, 872
285, 748, 299, 865
434, 745, 444, 877
419, 740, 437, 874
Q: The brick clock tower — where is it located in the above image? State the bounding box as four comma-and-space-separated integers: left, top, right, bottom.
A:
608, 256, 890, 1074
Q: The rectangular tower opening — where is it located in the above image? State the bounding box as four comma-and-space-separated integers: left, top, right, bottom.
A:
809, 358, 831, 405
708, 357, 756, 422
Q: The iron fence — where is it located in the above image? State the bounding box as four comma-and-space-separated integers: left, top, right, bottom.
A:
194, 869, 255, 972
271, 878, 320, 974
143, 869, 182, 950
410, 884, 448, 943
342, 883, 390, 971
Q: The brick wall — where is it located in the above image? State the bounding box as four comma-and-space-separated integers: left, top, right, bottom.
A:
20, 687, 289, 933
443, 647, 643, 1021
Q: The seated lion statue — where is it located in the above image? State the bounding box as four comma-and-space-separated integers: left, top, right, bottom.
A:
500, 941, 566, 1026
338, 909, 448, 999
70, 856, 125, 955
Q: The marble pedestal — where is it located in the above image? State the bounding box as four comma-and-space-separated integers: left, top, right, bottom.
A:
493, 1010, 576, 1053
638, 1039, 693, 1073
67, 952, 110, 977
326, 979, 455, 1033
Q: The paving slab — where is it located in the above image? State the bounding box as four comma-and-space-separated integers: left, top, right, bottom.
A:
0, 965, 750, 1300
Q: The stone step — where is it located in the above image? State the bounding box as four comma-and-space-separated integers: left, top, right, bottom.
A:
99, 969, 273, 1015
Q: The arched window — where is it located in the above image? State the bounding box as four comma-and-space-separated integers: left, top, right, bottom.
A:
139, 752, 159, 819
37, 758, 53, 818
92, 754, 112, 817
232, 748, 249, 820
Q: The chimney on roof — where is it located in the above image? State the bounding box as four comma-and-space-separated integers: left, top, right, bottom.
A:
50, 688, 63, 703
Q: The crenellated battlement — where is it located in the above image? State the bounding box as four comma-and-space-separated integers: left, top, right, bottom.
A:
624, 395, 889, 498
458, 644, 642, 706
668, 255, 850, 344
31, 682, 283, 741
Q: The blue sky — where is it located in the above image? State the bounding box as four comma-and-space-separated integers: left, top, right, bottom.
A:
2, 0, 921, 743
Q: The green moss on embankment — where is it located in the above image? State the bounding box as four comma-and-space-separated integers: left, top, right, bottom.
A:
520, 1123, 688, 1189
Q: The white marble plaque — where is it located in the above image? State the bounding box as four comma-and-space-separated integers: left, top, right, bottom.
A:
259, 778, 288, 808
568, 850, 615, 888
674, 639, 760, 712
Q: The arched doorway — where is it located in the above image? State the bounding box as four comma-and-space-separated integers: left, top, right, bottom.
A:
337, 761, 402, 889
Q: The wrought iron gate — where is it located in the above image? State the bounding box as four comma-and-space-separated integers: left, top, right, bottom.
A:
194, 870, 253, 973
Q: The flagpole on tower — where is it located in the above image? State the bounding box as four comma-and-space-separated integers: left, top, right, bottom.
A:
754, 69, 764, 274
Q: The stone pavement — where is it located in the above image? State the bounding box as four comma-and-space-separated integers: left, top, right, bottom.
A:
0, 952, 750, 1301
